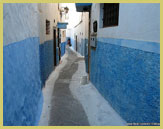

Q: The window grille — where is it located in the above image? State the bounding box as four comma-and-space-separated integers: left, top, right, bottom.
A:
46, 20, 50, 34
103, 3, 119, 27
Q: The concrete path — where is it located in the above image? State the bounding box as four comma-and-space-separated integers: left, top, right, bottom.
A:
48, 48, 89, 126
39, 47, 126, 126
39, 47, 89, 126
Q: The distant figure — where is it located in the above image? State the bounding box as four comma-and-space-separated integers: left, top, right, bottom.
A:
67, 38, 71, 47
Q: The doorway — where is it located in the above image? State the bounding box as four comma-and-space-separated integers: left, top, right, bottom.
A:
88, 11, 91, 80
53, 28, 57, 66
75, 35, 77, 51
58, 28, 61, 62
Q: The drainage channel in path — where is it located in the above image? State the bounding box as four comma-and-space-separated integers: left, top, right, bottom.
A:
48, 48, 89, 126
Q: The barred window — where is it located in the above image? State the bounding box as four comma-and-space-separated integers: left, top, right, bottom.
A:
46, 20, 50, 34
103, 3, 119, 27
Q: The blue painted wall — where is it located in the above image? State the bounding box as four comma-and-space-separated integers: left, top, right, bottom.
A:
84, 39, 89, 73
39, 40, 54, 86
56, 47, 59, 65
71, 38, 75, 50
61, 42, 67, 57
90, 38, 160, 123
39, 40, 64, 86
3, 37, 43, 126
72, 38, 89, 72
74, 39, 88, 57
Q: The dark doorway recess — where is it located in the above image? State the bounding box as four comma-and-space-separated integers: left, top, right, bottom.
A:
76, 35, 77, 51
58, 28, 61, 62
53, 28, 57, 66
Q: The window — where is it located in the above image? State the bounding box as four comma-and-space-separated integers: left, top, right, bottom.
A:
46, 20, 50, 34
62, 31, 65, 37
103, 3, 119, 27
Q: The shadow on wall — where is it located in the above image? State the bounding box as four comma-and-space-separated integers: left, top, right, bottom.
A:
39, 40, 54, 87
61, 42, 67, 57
39, 39, 67, 87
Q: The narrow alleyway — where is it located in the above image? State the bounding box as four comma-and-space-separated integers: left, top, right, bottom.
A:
48, 48, 89, 126
3, 3, 160, 126
39, 47, 126, 126
39, 47, 89, 126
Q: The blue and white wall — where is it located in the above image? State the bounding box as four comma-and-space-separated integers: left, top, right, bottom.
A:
90, 3, 160, 123
66, 28, 76, 50
3, 4, 43, 125
38, 3, 60, 86
73, 12, 89, 56
60, 29, 67, 57
64, 4, 89, 55
39, 4, 68, 86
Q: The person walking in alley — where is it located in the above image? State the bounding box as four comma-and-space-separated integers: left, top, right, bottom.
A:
67, 38, 72, 47
65, 38, 72, 54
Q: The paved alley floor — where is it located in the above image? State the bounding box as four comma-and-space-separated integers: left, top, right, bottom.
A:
48, 48, 89, 126
39, 47, 127, 126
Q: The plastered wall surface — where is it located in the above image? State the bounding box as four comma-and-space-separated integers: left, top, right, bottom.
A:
38, 3, 60, 44
90, 40, 160, 123
3, 3, 39, 46
61, 29, 66, 43
66, 29, 75, 49
65, 3, 89, 52
88, 3, 160, 123
73, 12, 89, 55
39, 3, 59, 85
3, 3, 43, 125
39, 40, 54, 86
74, 13, 89, 41
91, 3, 160, 43
39, 3, 67, 86
4, 37, 43, 125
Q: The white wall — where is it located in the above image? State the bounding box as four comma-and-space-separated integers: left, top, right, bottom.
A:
84, 12, 89, 39
61, 3, 82, 29
91, 3, 160, 43
3, 3, 63, 45
74, 12, 89, 42
3, 3, 39, 46
61, 29, 66, 42
38, 3, 60, 44
61, 3, 89, 44
66, 29, 71, 37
